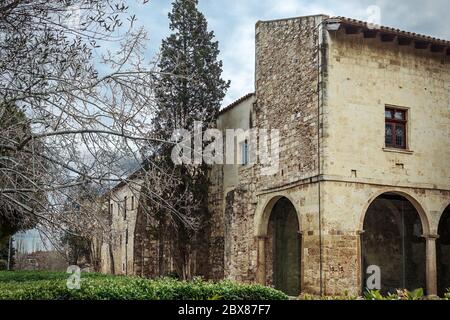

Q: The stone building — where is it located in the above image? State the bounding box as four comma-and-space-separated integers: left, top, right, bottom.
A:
99, 173, 143, 276
209, 14, 450, 297
99, 15, 450, 297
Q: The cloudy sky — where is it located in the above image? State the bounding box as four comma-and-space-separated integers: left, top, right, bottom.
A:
127, 0, 449, 107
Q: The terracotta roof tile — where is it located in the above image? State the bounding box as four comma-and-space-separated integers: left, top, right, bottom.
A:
328, 17, 450, 46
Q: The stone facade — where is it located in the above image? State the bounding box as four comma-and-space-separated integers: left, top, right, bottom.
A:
99, 178, 142, 276
98, 14, 450, 297
208, 14, 450, 296
207, 15, 326, 293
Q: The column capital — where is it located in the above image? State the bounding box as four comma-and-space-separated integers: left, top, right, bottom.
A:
422, 234, 439, 240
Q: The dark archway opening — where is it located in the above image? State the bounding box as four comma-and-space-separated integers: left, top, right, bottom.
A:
437, 205, 450, 297
267, 197, 301, 296
362, 193, 426, 294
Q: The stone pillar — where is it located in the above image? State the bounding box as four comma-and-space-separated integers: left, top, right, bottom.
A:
424, 234, 439, 296
356, 230, 365, 295
256, 236, 266, 285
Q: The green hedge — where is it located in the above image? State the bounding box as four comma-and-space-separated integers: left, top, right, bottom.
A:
0, 271, 288, 300
0, 270, 108, 283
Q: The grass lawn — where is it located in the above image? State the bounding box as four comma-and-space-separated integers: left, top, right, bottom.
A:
0, 271, 288, 300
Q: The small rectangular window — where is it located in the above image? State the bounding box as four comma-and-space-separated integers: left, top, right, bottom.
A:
240, 140, 249, 165
124, 196, 127, 220
385, 107, 407, 149
131, 196, 135, 210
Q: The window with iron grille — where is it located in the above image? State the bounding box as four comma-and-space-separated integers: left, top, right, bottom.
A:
385, 107, 407, 149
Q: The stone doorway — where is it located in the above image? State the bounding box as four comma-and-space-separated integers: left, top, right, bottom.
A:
437, 204, 450, 296
267, 198, 301, 296
361, 193, 426, 294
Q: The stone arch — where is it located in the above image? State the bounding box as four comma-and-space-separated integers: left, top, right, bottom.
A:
437, 201, 450, 226
254, 194, 302, 296
359, 189, 431, 236
360, 190, 428, 294
254, 193, 301, 237
437, 203, 450, 296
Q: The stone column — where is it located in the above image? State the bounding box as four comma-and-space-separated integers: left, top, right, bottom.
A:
356, 230, 365, 295
424, 234, 439, 296
256, 236, 267, 285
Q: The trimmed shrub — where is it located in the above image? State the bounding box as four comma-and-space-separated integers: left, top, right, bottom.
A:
0, 270, 108, 283
0, 271, 288, 300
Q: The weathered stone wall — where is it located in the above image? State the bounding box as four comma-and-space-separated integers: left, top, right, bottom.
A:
208, 96, 256, 281
100, 181, 141, 276
133, 206, 160, 278
319, 26, 450, 295
217, 15, 450, 296
254, 15, 325, 189
222, 187, 258, 282
320, 181, 450, 295
208, 15, 327, 291
207, 161, 225, 280
324, 28, 450, 188
133, 192, 212, 279
253, 15, 326, 294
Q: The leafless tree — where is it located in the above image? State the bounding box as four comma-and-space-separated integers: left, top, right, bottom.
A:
0, 1, 190, 243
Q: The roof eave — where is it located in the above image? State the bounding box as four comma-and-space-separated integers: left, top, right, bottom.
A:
326, 17, 450, 49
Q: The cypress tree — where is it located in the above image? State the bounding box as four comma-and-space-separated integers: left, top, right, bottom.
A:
147, 0, 229, 279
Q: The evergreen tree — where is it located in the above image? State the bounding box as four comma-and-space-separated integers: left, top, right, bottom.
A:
0, 103, 40, 243
154, 0, 229, 137
145, 0, 229, 279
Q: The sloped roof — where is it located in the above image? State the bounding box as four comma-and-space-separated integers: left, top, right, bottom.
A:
327, 17, 450, 49
218, 93, 255, 116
